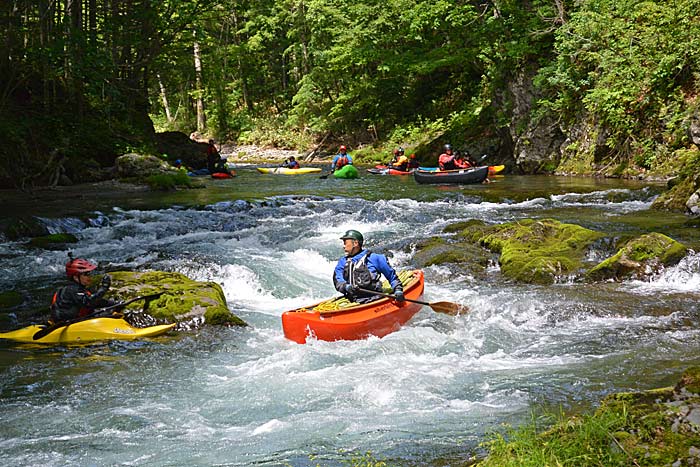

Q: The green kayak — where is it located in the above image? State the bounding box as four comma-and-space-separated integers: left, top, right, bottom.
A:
333, 165, 359, 179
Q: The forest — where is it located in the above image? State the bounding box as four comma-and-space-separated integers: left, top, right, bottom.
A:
1, 0, 699, 189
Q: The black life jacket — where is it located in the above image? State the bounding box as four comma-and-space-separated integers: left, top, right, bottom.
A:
333, 251, 383, 296
50, 284, 92, 322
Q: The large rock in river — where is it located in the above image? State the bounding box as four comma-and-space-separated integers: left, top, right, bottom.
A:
586, 233, 687, 282
453, 218, 604, 285
105, 271, 246, 326
116, 153, 178, 179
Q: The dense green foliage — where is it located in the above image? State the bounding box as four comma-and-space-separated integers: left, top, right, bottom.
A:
538, 0, 700, 169
1, 0, 698, 188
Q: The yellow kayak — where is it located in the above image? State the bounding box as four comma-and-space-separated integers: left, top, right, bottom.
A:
0, 317, 176, 344
257, 167, 322, 175
488, 165, 505, 175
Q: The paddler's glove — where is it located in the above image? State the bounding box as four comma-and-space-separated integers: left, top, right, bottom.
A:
100, 274, 112, 289
342, 284, 358, 295
393, 287, 405, 302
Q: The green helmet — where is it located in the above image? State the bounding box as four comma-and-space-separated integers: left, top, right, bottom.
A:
339, 229, 364, 245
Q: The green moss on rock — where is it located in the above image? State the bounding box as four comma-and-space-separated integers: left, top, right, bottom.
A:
477, 368, 700, 467
476, 219, 603, 284
1, 216, 49, 240
587, 233, 688, 282
104, 270, 246, 326
0, 291, 23, 308
411, 235, 491, 274
27, 233, 79, 249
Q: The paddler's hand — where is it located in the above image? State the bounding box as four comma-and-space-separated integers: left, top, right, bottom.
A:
342, 284, 358, 295
394, 290, 405, 302
100, 274, 111, 288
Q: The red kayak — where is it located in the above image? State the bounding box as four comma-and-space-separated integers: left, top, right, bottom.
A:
281, 270, 424, 344
211, 171, 236, 179
368, 165, 414, 175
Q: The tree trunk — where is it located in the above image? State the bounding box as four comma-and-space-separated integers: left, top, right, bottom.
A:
193, 37, 206, 132
158, 73, 173, 122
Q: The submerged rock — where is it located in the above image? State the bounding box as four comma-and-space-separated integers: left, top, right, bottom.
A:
26, 233, 79, 249
105, 271, 246, 327
586, 233, 688, 282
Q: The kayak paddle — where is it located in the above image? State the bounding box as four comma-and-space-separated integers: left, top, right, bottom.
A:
319, 171, 331, 179
357, 288, 468, 316
32, 292, 166, 341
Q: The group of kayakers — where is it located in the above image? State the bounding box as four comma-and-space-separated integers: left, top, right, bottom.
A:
176, 141, 480, 177
48, 228, 403, 328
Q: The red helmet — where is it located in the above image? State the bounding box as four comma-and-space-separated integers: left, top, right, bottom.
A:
66, 258, 97, 278
339, 145, 347, 152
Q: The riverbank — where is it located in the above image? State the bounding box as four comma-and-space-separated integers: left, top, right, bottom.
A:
476, 367, 700, 467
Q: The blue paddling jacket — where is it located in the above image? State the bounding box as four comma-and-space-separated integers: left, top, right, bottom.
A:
334, 249, 402, 302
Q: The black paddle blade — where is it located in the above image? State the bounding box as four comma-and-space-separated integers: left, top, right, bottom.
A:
32, 323, 61, 341
429, 301, 470, 316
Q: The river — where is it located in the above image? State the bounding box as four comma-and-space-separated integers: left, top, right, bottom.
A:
1, 167, 699, 466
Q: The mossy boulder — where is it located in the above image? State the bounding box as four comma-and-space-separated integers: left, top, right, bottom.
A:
0, 291, 23, 309
103, 270, 246, 326
477, 367, 700, 467
452, 218, 604, 284
586, 233, 688, 282
0, 216, 49, 240
411, 235, 491, 275
116, 153, 178, 179
651, 147, 700, 213
27, 233, 79, 249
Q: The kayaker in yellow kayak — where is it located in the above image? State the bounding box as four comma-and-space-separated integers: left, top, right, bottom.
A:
334, 230, 405, 304
49, 254, 115, 324
281, 155, 300, 169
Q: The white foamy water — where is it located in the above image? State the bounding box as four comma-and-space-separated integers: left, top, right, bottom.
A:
1, 183, 698, 466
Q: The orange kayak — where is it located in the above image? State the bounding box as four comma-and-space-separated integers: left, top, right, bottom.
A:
282, 270, 424, 344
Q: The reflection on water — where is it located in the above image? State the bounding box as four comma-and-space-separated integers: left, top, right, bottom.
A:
0, 171, 698, 466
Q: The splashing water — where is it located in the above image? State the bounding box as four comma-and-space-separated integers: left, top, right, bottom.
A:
0, 174, 698, 466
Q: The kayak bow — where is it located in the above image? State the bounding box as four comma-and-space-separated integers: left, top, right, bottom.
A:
281, 270, 424, 344
0, 317, 175, 344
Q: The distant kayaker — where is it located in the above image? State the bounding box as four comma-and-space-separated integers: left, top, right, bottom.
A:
49, 255, 114, 324
334, 230, 405, 304
453, 151, 473, 169
331, 145, 353, 172
438, 144, 457, 171
407, 153, 420, 170
207, 139, 231, 175
388, 147, 409, 172
281, 156, 300, 169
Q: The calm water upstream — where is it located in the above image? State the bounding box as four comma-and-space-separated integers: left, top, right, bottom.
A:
1, 166, 699, 466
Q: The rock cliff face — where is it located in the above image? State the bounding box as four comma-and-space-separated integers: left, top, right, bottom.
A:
508, 69, 565, 174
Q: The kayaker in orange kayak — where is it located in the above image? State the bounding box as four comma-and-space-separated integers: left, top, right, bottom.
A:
333, 230, 405, 304
49, 254, 115, 324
